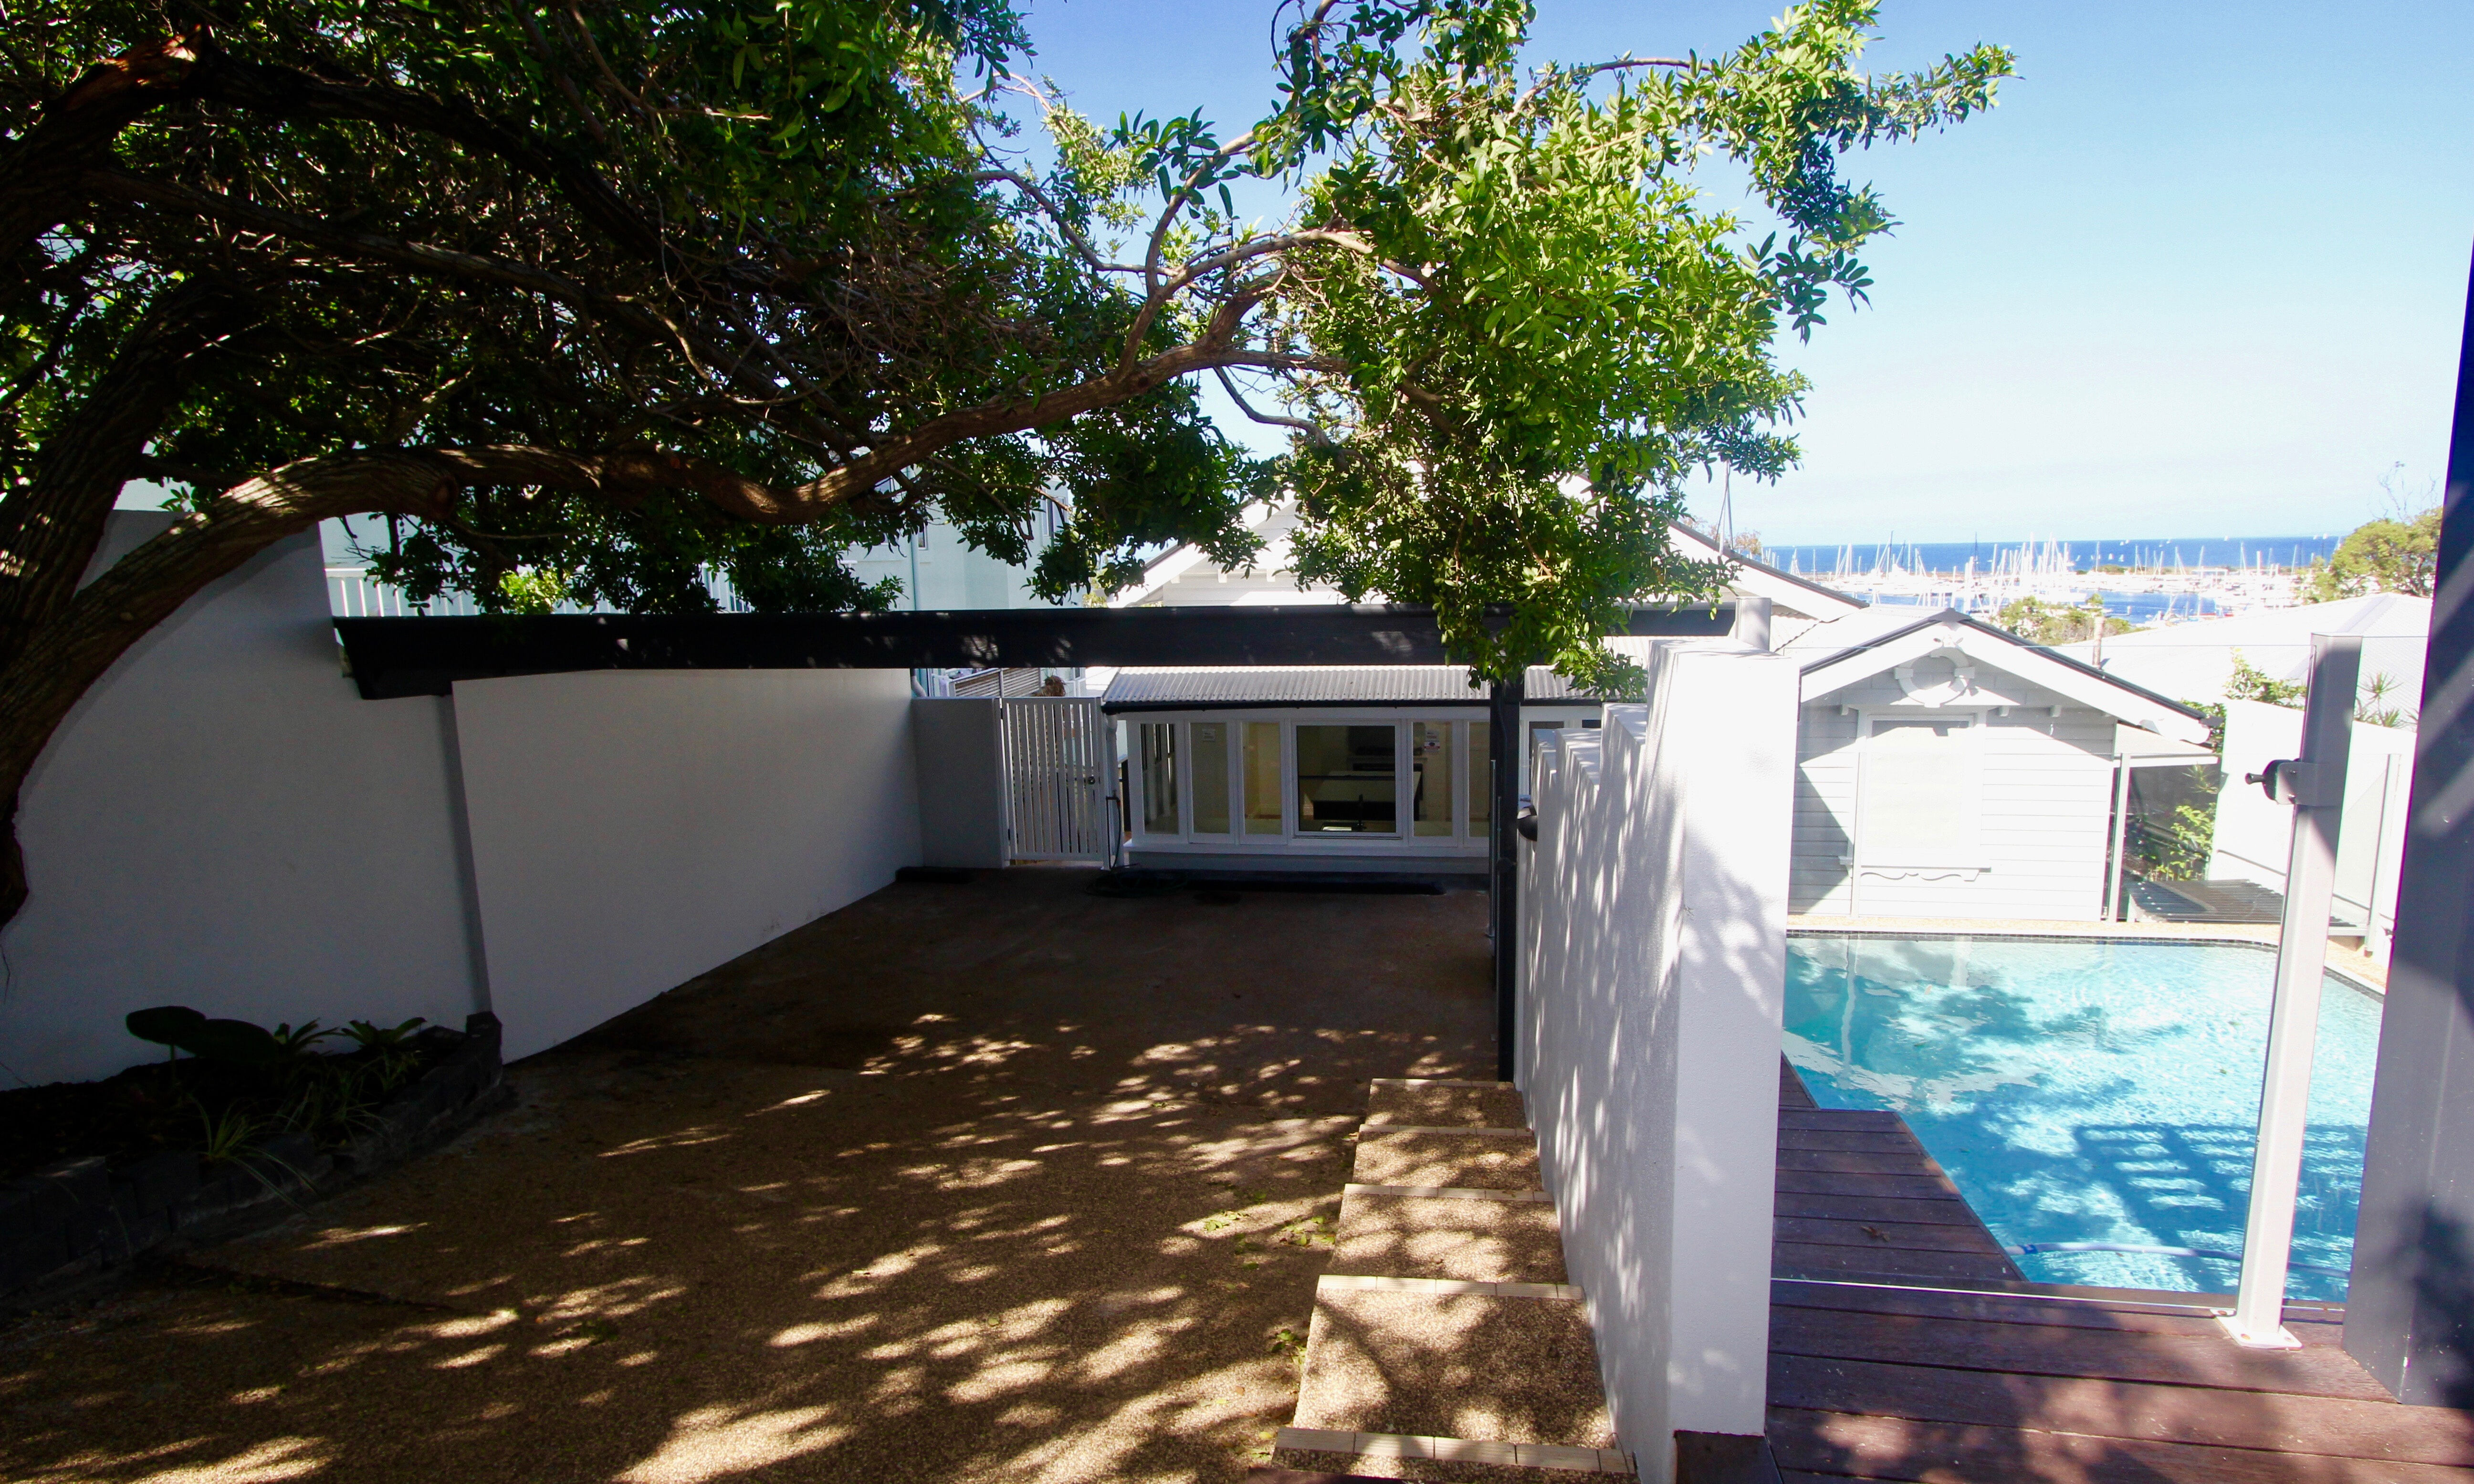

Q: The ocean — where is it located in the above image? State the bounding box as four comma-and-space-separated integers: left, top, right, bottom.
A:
1763, 536, 2342, 579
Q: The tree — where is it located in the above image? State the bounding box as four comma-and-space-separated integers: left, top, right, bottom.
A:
2304, 507, 2441, 602
0, 0, 2010, 927
1994, 594, 2128, 647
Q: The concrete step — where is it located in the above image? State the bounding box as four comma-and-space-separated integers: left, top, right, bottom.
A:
1353, 1128, 1541, 1191
1365, 1079, 1527, 1129
1330, 1189, 1567, 1284
1289, 1282, 1616, 1448
1271, 1429, 1634, 1481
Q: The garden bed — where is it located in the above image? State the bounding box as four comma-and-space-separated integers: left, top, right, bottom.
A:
0, 1012, 507, 1302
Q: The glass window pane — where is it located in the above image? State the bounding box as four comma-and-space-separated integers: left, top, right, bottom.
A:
1468, 721, 1491, 829
1413, 721, 1455, 836
1191, 721, 1231, 835
1244, 722, 1284, 834
1139, 722, 1179, 835
1296, 724, 1398, 834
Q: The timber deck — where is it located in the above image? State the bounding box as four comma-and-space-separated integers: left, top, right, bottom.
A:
1768, 1059, 2474, 1481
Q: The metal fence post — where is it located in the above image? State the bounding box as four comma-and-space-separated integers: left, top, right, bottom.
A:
2222, 632, 2359, 1348
1490, 673, 1524, 1084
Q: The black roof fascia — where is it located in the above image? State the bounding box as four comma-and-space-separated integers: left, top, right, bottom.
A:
335, 602, 1737, 700
1102, 697, 1494, 714
1796, 607, 2209, 722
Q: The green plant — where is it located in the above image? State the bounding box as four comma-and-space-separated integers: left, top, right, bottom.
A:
340, 1017, 428, 1051
125, 1005, 205, 1060
2356, 671, 2417, 729
2304, 494, 2441, 602
2129, 800, 2216, 882
196, 1104, 261, 1165
2225, 652, 2306, 708
1993, 595, 2130, 646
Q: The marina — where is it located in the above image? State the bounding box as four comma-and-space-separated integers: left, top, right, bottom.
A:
1760, 536, 2342, 624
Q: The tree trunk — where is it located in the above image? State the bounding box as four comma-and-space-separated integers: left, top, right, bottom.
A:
0, 282, 244, 672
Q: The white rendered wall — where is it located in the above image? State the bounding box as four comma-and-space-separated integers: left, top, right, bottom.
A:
1518, 642, 1796, 1477
1792, 658, 2118, 919
0, 514, 483, 1086
451, 668, 920, 1061
2211, 698, 2413, 952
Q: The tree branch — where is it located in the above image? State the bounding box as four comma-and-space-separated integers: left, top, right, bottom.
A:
1214, 366, 1328, 445
84, 167, 676, 344
0, 30, 207, 264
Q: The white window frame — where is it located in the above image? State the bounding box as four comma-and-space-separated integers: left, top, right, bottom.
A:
1118, 709, 1490, 857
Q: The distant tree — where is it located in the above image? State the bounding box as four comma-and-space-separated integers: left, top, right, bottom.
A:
1994, 594, 2128, 646
2223, 651, 2306, 708
0, 0, 2011, 927
2304, 506, 2441, 602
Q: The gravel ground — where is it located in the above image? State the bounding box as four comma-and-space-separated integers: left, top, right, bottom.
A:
0, 870, 1492, 1484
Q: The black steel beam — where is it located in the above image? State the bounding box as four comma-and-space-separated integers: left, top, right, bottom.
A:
2348, 251, 2474, 1406
333, 602, 1738, 700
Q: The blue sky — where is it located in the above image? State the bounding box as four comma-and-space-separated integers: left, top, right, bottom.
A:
1012, 0, 2474, 543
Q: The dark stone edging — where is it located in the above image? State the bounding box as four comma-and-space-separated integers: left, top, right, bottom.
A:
0, 1012, 508, 1304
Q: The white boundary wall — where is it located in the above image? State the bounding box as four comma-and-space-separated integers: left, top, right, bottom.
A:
2, 513, 926, 1082
1518, 642, 1796, 1478
2210, 697, 2414, 956
448, 668, 921, 1062
1, 517, 482, 1086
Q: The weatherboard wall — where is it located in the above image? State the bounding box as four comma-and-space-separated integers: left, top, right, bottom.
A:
1792, 658, 2120, 920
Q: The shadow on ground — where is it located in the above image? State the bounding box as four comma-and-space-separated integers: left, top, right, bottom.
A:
0, 869, 1492, 1484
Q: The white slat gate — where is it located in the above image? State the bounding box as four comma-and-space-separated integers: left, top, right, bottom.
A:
999, 696, 1116, 862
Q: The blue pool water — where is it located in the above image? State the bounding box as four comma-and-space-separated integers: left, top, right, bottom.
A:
1783, 935, 2383, 1301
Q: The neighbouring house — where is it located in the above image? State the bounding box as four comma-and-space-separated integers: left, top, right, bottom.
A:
1098, 501, 1864, 876
2055, 591, 2432, 710
1781, 607, 2212, 920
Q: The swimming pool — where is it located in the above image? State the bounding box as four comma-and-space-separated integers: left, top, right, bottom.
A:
1782, 934, 2383, 1301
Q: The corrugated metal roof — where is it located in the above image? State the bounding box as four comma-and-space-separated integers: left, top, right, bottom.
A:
1102, 666, 1485, 708
1100, 658, 1641, 709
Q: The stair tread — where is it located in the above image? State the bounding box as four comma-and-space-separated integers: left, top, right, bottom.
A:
1354, 1130, 1545, 1191
1294, 1289, 1615, 1447
1365, 1083, 1528, 1129
1274, 1432, 1635, 1481
1331, 1190, 1568, 1284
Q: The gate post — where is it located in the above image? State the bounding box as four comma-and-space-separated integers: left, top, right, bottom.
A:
1490, 672, 1524, 1083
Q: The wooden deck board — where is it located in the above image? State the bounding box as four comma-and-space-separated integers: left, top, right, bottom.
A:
1764, 1057, 2460, 1479
1769, 1407, 2474, 1484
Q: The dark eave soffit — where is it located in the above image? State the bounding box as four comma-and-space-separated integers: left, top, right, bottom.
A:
335, 602, 1740, 700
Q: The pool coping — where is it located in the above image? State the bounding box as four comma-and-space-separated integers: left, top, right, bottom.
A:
1785, 918, 2385, 998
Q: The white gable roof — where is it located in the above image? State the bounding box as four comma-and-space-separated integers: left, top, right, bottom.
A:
1787, 607, 2212, 743
2053, 593, 2430, 708
1107, 498, 1866, 623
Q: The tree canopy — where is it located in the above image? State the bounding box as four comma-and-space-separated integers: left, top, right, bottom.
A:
2304, 505, 2441, 603
0, 0, 2011, 925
